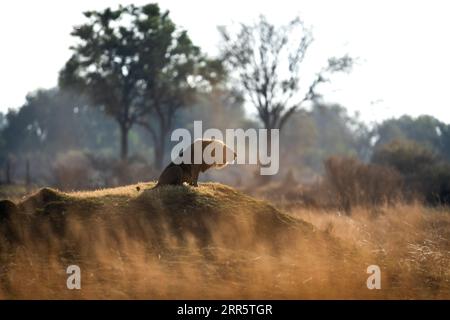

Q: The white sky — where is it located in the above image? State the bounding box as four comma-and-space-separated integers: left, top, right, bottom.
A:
0, 0, 449, 124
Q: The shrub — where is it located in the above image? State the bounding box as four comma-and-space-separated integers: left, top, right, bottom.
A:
422, 163, 450, 206
324, 156, 403, 214
372, 139, 437, 175
53, 150, 95, 190
372, 140, 450, 205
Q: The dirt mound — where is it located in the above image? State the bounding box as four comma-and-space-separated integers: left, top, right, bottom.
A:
0, 183, 352, 299
0, 183, 321, 252
1, 184, 448, 299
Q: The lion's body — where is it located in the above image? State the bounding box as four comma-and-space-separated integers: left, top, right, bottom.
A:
154, 139, 235, 188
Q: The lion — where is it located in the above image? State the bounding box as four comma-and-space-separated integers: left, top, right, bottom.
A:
153, 139, 236, 188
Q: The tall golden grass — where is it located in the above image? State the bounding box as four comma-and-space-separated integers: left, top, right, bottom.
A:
0, 184, 449, 299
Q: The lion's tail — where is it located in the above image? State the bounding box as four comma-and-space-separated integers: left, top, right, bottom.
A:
136, 182, 160, 192
151, 182, 160, 189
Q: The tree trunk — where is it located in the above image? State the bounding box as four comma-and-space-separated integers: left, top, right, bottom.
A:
154, 136, 166, 170
5, 158, 11, 184
25, 158, 31, 187
120, 123, 129, 161
266, 128, 273, 157
258, 128, 273, 184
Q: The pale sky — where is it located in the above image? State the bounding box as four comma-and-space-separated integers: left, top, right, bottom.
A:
1, 0, 450, 124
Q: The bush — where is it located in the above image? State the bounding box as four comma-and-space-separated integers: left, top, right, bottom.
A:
372, 140, 450, 205
53, 150, 95, 190
422, 163, 450, 205
324, 156, 403, 214
372, 139, 437, 175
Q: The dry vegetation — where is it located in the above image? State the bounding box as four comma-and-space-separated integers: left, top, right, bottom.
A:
0, 183, 449, 299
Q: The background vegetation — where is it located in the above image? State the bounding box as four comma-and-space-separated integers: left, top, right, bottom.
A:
2, 3, 450, 207
0, 2, 449, 299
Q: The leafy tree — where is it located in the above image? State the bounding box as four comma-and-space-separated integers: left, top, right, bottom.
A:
0, 88, 121, 185
1, 89, 117, 156
219, 15, 353, 131
373, 115, 446, 156
60, 3, 222, 165
371, 139, 437, 175
440, 125, 450, 161
281, 104, 371, 174
132, 7, 223, 168
0, 112, 6, 129
372, 139, 450, 205
176, 87, 252, 132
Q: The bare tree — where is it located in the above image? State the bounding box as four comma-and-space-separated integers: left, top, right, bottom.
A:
219, 16, 353, 131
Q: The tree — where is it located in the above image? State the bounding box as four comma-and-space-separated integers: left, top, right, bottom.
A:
60, 4, 223, 165
281, 103, 371, 173
373, 115, 447, 157
371, 139, 450, 205
0, 112, 6, 129
132, 11, 224, 168
59, 5, 140, 160
219, 16, 353, 131
1, 89, 116, 155
371, 139, 437, 175
0, 88, 120, 185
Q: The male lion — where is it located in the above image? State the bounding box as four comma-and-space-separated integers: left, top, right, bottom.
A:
154, 139, 236, 188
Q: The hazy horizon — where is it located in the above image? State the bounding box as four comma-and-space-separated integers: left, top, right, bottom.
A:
1, 0, 449, 124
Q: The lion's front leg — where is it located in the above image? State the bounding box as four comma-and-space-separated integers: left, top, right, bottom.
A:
190, 168, 199, 187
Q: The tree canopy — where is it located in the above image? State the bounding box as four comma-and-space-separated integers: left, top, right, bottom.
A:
60, 3, 223, 164
219, 16, 353, 130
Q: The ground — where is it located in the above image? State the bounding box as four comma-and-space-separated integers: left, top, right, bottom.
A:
0, 182, 449, 299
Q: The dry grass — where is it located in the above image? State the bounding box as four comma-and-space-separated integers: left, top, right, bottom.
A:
0, 183, 449, 299
289, 204, 450, 299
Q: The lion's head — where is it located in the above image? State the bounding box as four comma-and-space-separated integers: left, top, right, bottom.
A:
180, 139, 236, 169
